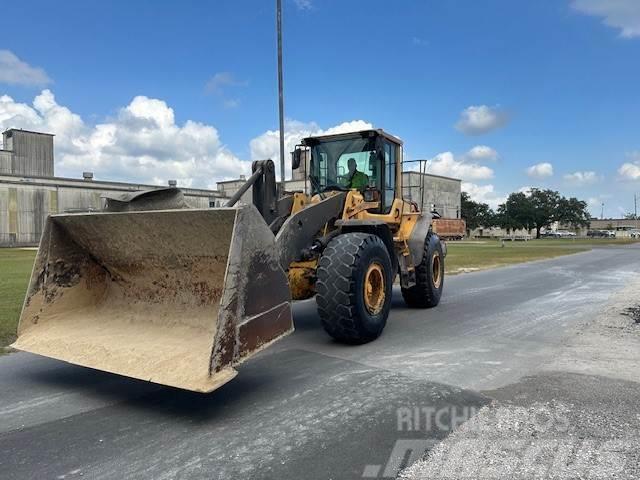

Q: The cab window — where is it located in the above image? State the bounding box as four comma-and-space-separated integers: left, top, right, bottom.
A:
383, 141, 396, 209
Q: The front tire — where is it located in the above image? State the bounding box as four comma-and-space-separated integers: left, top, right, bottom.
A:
316, 233, 393, 344
402, 233, 444, 308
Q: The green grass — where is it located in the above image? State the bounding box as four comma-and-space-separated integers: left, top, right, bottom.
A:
445, 239, 600, 274
0, 249, 36, 350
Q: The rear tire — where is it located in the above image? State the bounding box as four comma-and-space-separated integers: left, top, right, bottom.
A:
316, 233, 393, 344
402, 233, 444, 308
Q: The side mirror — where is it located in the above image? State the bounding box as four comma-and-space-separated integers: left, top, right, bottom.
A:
292, 148, 302, 170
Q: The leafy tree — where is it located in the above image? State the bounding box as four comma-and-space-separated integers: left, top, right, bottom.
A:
529, 189, 561, 238
460, 192, 495, 235
557, 197, 591, 230
497, 189, 590, 239
496, 192, 534, 234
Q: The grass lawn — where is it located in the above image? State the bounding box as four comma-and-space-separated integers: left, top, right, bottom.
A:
443, 237, 640, 274
0, 249, 36, 350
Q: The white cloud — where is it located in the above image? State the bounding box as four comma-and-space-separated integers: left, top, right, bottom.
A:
572, 0, 640, 38
293, 0, 313, 10
563, 170, 600, 185
205, 72, 247, 109
0, 50, 51, 87
205, 72, 248, 94
424, 151, 494, 181
586, 194, 612, 217
463, 145, 499, 162
617, 151, 640, 180
526, 162, 554, 179
618, 161, 640, 181
0, 90, 250, 188
223, 98, 240, 109
455, 105, 509, 135
249, 119, 373, 179
462, 182, 506, 209
412, 37, 429, 47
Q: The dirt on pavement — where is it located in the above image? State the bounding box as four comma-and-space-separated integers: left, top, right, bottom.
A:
399, 276, 640, 479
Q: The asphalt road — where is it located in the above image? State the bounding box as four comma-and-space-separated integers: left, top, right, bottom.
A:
1, 245, 639, 479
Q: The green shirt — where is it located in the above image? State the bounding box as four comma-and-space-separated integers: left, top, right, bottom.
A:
347, 170, 369, 190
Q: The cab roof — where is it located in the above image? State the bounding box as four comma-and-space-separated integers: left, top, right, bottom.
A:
301, 129, 403, 147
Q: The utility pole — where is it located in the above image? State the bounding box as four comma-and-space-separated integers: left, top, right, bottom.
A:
276, 0, 285, 187
601, 202, 604, 220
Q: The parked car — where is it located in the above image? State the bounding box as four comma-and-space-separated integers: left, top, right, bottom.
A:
543, 230, 576, 238
587, 230, 615, 238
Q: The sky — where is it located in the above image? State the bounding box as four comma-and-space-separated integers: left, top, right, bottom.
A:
0, 0, 639, 217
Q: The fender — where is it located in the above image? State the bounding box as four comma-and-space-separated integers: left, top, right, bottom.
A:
334, 219, 397, 274
275, 192, 346, 270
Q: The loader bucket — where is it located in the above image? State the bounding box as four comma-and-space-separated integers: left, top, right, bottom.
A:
12, 206, 293, 393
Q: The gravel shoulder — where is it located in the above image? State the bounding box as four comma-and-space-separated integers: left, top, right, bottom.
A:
399, 277, 640, 479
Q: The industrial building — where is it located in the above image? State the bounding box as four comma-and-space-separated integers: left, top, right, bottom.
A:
0, 129, 227, 247
0, 128, 462, 247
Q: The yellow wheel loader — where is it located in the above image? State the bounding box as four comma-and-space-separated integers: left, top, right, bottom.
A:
12, 129, 445, 392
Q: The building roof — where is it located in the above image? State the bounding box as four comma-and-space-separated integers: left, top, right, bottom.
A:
0, 172, 225, 197
217, 177, 247, 185
402, 169, 462, 182
301, 128, 403, 146
3, 128, 55, 137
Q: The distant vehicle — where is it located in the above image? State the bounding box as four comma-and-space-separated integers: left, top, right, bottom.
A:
587, 230, 615, 238
630, 230, 640, 239
433, 218, 466, 240
542, 230, 575, 238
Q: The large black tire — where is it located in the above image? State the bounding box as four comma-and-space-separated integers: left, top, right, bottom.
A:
316, 233, 393, 344
401, 233, 444, 308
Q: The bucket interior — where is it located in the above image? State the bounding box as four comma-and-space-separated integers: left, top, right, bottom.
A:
14, 209, 240, 392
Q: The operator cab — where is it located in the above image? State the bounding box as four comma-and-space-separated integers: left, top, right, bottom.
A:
293, 129, 403, 214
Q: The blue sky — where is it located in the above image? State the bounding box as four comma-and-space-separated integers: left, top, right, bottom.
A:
0, 0, 639, 217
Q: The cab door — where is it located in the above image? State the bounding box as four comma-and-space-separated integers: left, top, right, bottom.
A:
381, 139, 397, 214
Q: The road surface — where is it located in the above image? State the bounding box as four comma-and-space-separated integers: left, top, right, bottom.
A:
1, 244, 639, 479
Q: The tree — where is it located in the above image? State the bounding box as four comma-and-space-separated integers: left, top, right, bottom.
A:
460, 192, 495, 235
529, 189, 561, 238
496, 192, 534, 234
557, 197, 590, 230
497, 189, 591, 239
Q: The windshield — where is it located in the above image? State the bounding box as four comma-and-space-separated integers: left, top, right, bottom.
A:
309, 137, 378, 194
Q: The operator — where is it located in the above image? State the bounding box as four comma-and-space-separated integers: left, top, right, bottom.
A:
344, 157, 369, 190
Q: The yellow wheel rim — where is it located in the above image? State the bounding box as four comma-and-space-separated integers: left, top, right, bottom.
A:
364, 262, 385, 315
432, 253, 442, 289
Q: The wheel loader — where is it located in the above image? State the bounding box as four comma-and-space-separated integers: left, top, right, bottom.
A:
12, 129, 445, 392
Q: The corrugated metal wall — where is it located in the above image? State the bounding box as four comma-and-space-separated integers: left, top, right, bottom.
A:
0, 181, 222, 247
1, 130, 55, 177
0, 151, 12, 174
9, 131, 55, 177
